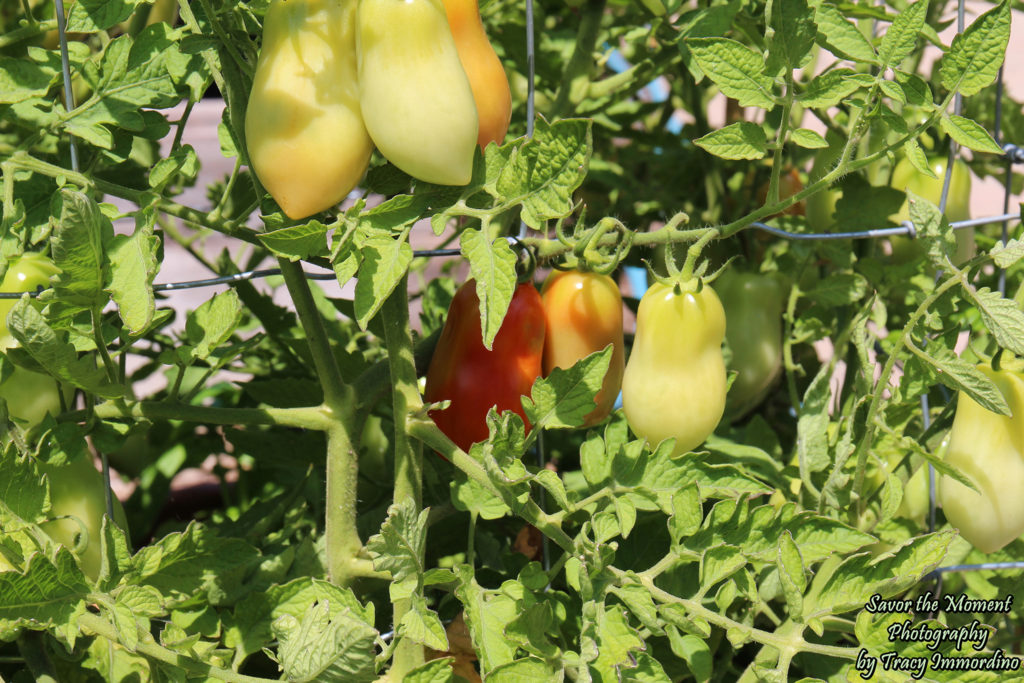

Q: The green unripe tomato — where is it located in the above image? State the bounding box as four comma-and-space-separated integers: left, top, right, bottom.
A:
0, 253, 61, 339
38, 455, 128, 581
716, 270, 784, 419
0, 365, 71, 426
889, 157, 974, 265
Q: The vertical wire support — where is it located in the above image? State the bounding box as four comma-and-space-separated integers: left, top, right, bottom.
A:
518, 0, 537, 242
53, 0, 79, 173
994, 67, 1012, 297
522, 0, 550, 574
926, 0, 966, 600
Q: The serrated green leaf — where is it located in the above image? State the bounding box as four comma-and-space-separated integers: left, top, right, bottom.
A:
232, 578, 375, 660
686, 38, 777, 108
668, 486, 702, 544
791, 128, 828, 149
903, 139, 936, 178
0, 550, 89, 644
914, 346, 1009, 416
799, 70, 873, 108
694, 122, 767, 160
8, 300, 124, 398
768, 0, 817, 70
494, 118, 591, 229
455, 565, 519, 673
523, 347, 610, 430
939, 0, 1010, 97
777, 531, 805, 619
814, 3, 878, 63
907, 190, 956, 270
0, 58, 55, 104
666, 629, 712, 683
67, 0, 144, 32
272, 601, 377, 683
106, 212, 158, 336
400, 595, 448, 651
52, 190, 112, 309
797, 362, 831, 475
964, 287, 1024, 356
366, 499, 428, 601
990, 239, 1024, 269
184, 289, 242, 362
404, 658, 455, 683
807, 531, 953, 618
805, 272, 868, 306
877, 0, 929, 69
258, 221, 330, 261
460, 229, 516, 350
940, 114, 1003, 155
354, 236, 412, 330
878, 79, 906, 104
451, 471, 510, 520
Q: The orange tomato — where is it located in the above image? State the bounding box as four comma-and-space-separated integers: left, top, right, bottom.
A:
440, 0, 512, 149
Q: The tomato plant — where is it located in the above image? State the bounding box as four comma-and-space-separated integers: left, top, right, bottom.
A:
0, 0, 1022, 680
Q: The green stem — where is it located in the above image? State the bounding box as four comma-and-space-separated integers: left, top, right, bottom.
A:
782, 284, 802, 413
381, 277, 426, 678
0, 19, 56, 49
631, 573, 857, 661
406, 417, 575, 552
325, 419, 364, 585
551, 0, 608, 118
277, 260, 362, 585
79, 612, 277, 683
277, 259, 347, 410
381, 278, 424, 508
65, 399, 330, 430
767, 76, 795, 206
91, 309, 118, 383
850, 270, 963, 508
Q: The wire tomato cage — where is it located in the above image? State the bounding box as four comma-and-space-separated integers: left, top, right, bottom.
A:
38, 0, 1024, 580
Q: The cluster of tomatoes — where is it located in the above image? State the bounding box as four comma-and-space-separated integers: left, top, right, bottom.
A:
245, 0, 511, 220
423, 265, 787, 458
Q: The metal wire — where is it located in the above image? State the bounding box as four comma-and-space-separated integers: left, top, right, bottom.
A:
0, 212, 1017, 298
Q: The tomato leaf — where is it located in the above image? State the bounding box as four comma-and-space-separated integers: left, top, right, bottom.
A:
694, 122, 767, 160
938, 0, 1010, 97
522, 346, 611, 430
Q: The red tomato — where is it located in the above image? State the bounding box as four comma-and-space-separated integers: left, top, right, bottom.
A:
424, 280, 546, 453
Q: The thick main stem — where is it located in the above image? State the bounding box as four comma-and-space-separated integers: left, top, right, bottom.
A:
277, 258, 362, 585
380, 277, 425, 678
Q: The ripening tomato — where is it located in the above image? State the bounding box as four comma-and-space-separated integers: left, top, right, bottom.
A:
621, 280, 727, 454
356, 0, 478, 185
440, 0, 512, 149
540, 270, 625, 428
424, 280, 546, 452
245, 0, 373, 219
